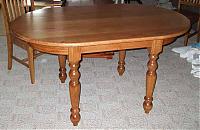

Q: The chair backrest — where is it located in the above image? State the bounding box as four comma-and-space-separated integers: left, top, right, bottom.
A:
1, 0, 34, 35
178, 0, 200, 10
1, 0, 34, 22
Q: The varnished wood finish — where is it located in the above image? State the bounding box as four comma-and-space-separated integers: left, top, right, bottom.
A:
82, 52, 114, 59
178, 0, 200, 9
11, 5, 190, 49
117, 50, 126, 76
58, 55, 67, 83
177, 0, 200, 45
68, 47, 81, 126
143, 40, 163, 113
11, 5, 190, 125
66, 0, 114, 59
27, 46, 35, 84
0, 0, 37, 84
198, 17, 200, 42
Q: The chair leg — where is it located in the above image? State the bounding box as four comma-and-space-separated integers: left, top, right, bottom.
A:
184, 32, 189, 46
197, 19, 200, 42
27, 46, 35, 84
7, 36, 13, 70
33, 50, 39, 59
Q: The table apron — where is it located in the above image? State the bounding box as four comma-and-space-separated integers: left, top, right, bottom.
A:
27, 38, 174, 55
29, 43, 70, 55
81, 40, 153, 54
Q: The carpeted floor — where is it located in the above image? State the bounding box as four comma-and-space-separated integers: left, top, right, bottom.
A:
0, 35, 199, 129
0, 1, 199, 129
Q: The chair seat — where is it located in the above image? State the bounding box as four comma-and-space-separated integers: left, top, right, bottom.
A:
179, 10, 199, 25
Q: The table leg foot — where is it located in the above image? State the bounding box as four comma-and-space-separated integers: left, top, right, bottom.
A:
58, 55, 67, 83
117, 50, 126, 76
70, 108, 81, 126
143, 96, 153, 113
59, 68, 67, 83
143, 40, 163, 114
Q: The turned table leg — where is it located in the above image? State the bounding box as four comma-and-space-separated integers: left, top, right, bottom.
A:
68, 47, 81, 126
58, 55, 67, 83
143, 40, 163, 113
117, 50, 126, 76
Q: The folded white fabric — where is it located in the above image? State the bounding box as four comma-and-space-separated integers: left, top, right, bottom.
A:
172, 44, 200, 78
172, 46, 191, 58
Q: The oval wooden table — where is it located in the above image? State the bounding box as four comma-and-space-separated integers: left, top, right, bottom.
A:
11, 4, 190, 126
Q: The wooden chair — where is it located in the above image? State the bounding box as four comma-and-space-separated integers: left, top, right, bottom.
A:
177, 0, 200, 46
1, 0, 39, 84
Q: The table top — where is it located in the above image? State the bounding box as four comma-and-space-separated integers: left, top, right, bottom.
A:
11, 4, 190, 48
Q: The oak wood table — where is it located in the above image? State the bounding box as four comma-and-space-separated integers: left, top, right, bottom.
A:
11, 4, 189, 126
